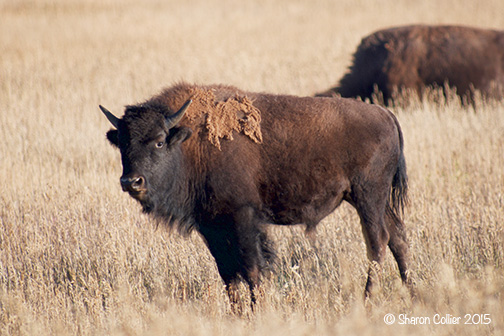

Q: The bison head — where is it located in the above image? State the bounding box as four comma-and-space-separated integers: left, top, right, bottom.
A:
100, 100, 192, 213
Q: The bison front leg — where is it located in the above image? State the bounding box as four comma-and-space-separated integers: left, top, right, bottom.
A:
198, 208, 269, 314
233, 206, 267, 310
198, 224, 244, 313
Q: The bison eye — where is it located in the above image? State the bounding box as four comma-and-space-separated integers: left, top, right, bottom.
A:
155, 141, 164, 148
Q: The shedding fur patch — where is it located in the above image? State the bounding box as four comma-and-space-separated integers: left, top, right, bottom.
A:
184, 88, 263, 150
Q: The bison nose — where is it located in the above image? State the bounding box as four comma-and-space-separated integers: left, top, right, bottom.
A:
120, 176, 146, 193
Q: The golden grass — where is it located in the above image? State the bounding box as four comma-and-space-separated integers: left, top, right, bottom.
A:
1, 0, 504, 334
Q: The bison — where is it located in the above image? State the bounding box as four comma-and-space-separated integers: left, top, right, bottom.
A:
316, 24, 504, 105
100, 83, 410, 310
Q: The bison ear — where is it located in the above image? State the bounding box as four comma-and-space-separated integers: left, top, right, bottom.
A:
106, 129, 119, 148
167, 127, 193, 147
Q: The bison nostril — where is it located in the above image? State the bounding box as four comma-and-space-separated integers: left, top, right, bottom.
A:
131, 176, 145, 190
120, 176, 146, 192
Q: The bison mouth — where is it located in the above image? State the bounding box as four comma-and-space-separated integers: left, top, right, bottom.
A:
126, 189, 148, 202
120, 184, 155, 214
127, 191, 154, 213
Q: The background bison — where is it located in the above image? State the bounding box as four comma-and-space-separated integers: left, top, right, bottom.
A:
317, 25, 504, 105
101, 83, 409, 310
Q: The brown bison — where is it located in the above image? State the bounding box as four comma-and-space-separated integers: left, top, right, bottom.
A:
100, 83, 410, 310
317, 25, 504, 105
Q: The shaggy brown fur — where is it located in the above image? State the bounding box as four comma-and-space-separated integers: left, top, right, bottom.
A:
102, 83, 410, 311
316, 25, 504, 105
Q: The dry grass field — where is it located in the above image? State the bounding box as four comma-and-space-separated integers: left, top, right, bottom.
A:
1, 0, 504, 334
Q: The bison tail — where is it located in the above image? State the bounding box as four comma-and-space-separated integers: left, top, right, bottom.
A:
389, 114, 408, 219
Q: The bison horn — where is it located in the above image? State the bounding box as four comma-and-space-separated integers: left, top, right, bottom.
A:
165, 99, 192, 129
99, 105, 120, 129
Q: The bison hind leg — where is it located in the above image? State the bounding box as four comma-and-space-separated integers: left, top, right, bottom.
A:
348, 181, 413, 298
385, 205, 413, 294
346, 187, 391, 298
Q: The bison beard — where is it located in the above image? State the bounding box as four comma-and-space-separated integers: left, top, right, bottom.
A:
101, 83, 411, 312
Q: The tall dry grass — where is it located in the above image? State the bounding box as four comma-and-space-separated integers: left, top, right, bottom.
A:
1, 0, 504, 334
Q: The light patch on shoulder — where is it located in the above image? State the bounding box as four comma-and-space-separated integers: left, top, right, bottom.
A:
185, 88, 263, 150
